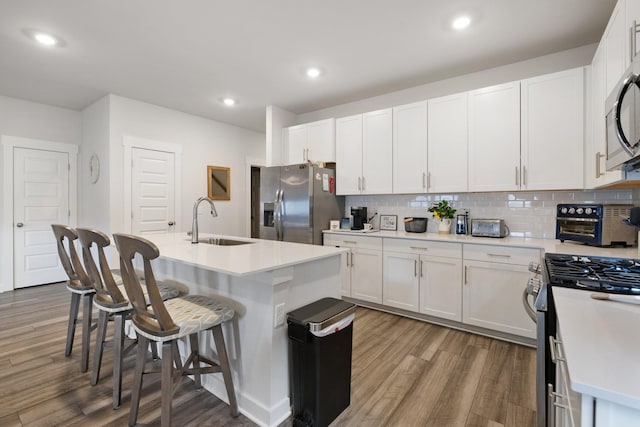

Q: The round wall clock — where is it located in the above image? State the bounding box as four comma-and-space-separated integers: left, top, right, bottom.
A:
89, 154, 100, 183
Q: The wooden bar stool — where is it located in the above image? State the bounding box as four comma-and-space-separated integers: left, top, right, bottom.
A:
76, 227, 182, 409
51, 224, 95, 373
113, 233, 239, 427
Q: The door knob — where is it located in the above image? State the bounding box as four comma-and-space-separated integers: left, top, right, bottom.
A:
16, 222, 24, 228
168, 221, 175, 226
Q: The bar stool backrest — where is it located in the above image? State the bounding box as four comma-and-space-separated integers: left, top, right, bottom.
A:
113, 233, 179, 337
76, 228, 128, 308
51, 224, 92, 291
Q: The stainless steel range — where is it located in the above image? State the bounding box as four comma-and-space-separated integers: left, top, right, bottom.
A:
524, 253, 640, 426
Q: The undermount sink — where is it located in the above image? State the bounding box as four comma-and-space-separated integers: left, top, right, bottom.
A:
189, 237, 255, 246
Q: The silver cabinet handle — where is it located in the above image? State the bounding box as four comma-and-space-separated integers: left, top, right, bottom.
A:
632, 20, 640, 61
357, 176, 361, 191
427, 172, 431, 189
420, 260, 423, 278
16, 222, 24, 228
515, 166, 519, 186
414, 259, 418, 277
344, 240, 357, 244
596, 152, 605, 178
487, 253, 511, 258
303, 148, 307, 161
422, 172, 426, 189
522, 165, 527, 186
464, 265, 468, 284
351, 253, 354, 267
362, 176, 366, 192
409, 246, 428, 251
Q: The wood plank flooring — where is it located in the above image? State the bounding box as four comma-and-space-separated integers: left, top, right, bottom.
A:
0, 283, 536, 427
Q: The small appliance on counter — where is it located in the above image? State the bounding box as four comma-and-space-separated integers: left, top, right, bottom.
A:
455, 212, 469, 235
351, 206, 367, 230
403, 217, 427, 233
555, 203, 636, 247
471, 219, 509, 238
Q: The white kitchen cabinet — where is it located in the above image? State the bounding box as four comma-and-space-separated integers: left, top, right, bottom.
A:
362, 109, 393, 194
427, 92, 468, 193
604, 0, 628, 99
284, 118, 335, 164
323, 234, 382, 303
629, 0, 640, 62
336, 109, 392, 195
468, 81, 521, 192
520, 67, 584, 190
462, 244, 538, 339
335, 114, 363, 195
383, 238, 462, 321
393, 101, 428, 194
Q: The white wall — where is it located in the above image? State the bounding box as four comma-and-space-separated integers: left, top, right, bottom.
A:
266, 105, 296, 166
297, 44, 597, 123
107, 95, 265, 237
80, 95, 111, 231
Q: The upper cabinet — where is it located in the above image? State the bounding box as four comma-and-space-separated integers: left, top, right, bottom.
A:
520, 67, 584, 190
284, 118, 335, 165
392, 101, 428, 194
427, 92, 468, 193
604, 0, 628, 98
468, 81, 521, 192
629, 1, 640, 62
336, 109, 392, 195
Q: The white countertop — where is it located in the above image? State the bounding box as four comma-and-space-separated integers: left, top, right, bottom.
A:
143, 233, 346, 277
553, 287, 640, 410
323, 229, 640, 258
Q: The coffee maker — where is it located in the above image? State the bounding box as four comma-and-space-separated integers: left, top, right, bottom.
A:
456, 212, 469, 235
351, 206, 367, 230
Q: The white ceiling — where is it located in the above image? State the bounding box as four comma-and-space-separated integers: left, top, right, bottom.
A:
0, 0, 617, 133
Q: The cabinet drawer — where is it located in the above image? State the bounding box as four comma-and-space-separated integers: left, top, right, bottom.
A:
463, 244, 540, 266
384, 238, 461, 259
323, 233, 382, 250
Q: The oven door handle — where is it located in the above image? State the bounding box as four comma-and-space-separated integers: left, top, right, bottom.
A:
522, 287, 537, 323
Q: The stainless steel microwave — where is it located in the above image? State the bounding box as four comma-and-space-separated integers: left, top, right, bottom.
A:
606, 56, 640, 171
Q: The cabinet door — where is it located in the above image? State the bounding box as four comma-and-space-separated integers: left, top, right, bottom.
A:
630, 0, 640, 62
383, 251, 419, 312
604, 0, 628, 97
351, 248, 383, 303
336, 115, 363, 195
462, 260, 535, 338
307, 119, 335, 163
521, 68, 584, 190
468, 81, 521, 192
427, 93, 468, 193
286, 125, 308, 164
362, 109, 393, 194
420, 255, 462, 322
393, 101, 428, 194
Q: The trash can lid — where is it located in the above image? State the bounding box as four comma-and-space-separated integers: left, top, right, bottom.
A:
287, 297, 356, 330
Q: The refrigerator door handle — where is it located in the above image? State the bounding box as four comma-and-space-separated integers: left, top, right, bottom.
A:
274, 189, 281, 240
276, 189, 284, 241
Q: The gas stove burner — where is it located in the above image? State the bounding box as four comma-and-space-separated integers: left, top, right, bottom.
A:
545, 253, 640, 295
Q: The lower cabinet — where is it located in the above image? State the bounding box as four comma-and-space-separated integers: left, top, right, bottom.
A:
323, 234, 382, 303
462, 244, 538, 339
382, 239, 462, 321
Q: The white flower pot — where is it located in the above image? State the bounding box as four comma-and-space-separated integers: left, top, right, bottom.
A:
438, 218, 452, 234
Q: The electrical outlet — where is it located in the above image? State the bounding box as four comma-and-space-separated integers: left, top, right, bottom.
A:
274, 303, 286, 328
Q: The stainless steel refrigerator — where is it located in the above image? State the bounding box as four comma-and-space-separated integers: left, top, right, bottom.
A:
259, 164, 344, 245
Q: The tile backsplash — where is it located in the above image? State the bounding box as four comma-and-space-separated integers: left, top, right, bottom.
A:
345, 189, 639, 238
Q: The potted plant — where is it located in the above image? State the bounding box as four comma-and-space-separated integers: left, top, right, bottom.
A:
428, 200, 456, 234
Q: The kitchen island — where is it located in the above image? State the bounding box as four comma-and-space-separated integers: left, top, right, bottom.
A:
140, 232, 346, 427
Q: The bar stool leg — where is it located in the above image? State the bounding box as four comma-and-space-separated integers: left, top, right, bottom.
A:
129, 335, 148, 427
112, 313, 125, 409
91, 310, 109, 385
80, 294, 93, 372
212, 325, 239, 417
65, 293, 80, 357
189, 333, 202, 388
161, 340, 174, 427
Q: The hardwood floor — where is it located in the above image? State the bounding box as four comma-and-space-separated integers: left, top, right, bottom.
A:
0, 283, 536, 427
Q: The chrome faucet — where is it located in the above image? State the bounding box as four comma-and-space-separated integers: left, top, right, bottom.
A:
192, 196, 218, 244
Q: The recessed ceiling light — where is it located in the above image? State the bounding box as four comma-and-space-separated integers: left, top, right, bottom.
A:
306, 67, 321, 78
222, 98, 236, 106
452, 16, 471, 30
34, 32, 58, 46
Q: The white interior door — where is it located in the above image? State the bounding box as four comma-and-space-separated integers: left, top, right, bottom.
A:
131, 147, 176, 235
13, 147, 69, 288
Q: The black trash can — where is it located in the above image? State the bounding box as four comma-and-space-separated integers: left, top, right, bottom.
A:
287, 297, 356, 427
